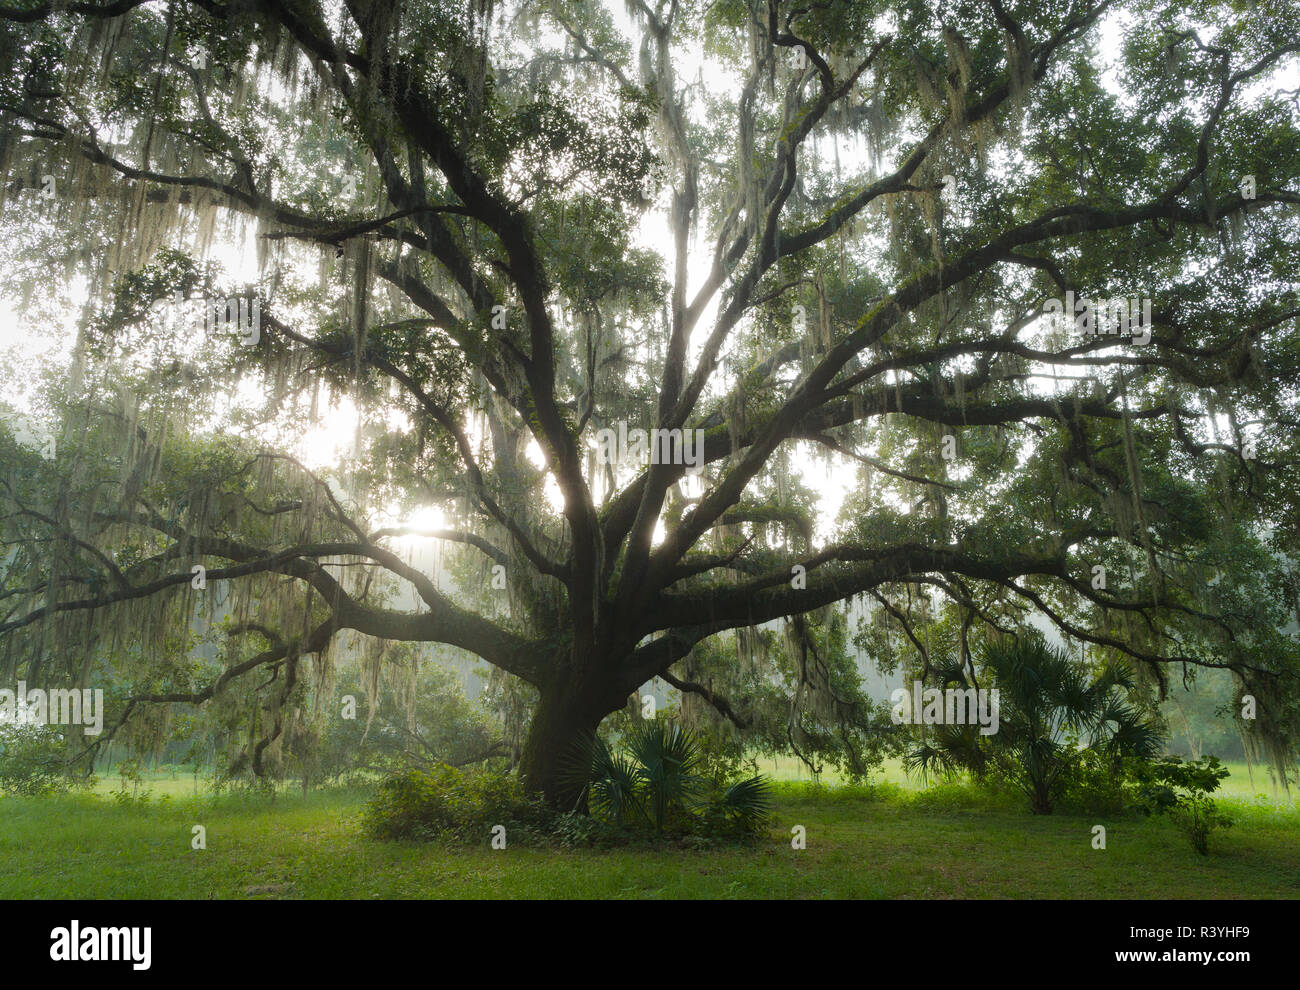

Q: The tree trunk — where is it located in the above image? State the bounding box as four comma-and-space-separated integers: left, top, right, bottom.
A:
1030, 779, 1053, 814
518, 669, 627, 809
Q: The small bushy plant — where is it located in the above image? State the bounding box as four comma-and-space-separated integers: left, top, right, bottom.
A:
548, 810, 629, 849
1130, 755, 1234, 854
906, 634, 1164, 814
365, 724, 774, 847
111, 757, 150, 805
1058, 747, 1130, 816
0, 721, 72, 796
361, 764, 549, 842
570, 721, 773, 841
694, 775, 775, 840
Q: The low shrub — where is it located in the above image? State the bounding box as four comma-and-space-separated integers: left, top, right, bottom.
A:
693, 775, 775, 840
361, 764, 550, 843
364, 725, 776, 848
110, 757, 151, 805
570, 721, 773, 842
904, 635, 1163, 814
1129, 755, 1234, 855
0, 722, 73, 796
548, 810, 630, 849
1057, 748, 1131, 816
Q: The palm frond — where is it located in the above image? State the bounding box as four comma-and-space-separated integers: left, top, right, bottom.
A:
718, 775, 773, 822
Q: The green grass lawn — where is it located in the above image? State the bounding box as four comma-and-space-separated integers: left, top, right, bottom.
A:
756, 755, 1290, 800
2, 774, 1297, 899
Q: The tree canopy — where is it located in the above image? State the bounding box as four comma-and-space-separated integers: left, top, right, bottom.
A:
2, 0, 1299, 803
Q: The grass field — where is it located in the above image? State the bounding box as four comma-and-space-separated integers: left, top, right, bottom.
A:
2, 763, 1297, 899
755, 756, 1294, 801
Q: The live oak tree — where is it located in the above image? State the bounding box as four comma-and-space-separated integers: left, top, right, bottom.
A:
2, 0, 1300, 805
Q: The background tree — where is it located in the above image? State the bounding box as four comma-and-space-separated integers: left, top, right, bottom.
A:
2, 0, 1299, 805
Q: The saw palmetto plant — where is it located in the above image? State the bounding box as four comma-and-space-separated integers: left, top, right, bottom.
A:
907, 632, 1164, 813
